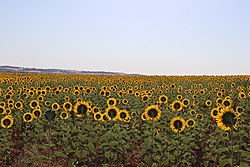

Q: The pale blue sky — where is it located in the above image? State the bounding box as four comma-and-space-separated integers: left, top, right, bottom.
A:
0, 0, 250, 75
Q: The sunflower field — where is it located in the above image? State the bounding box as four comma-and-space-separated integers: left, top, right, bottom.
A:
0, 73, 249, 167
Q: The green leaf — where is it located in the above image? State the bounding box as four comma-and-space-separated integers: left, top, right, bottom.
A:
216, 147, 229, 154
88, 142, 95, 153
219, 156, 231, 167
55, 151, 67, 158
239, 162, 249, 167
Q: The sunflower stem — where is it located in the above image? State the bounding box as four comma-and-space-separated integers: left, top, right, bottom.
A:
48, 122, 51, 167
230, 128, 234, 167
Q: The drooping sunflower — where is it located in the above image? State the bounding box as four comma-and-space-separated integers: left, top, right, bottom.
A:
73, 101, 90, 118
63, 101, 72, 112
51, 102, 60, 111
186, 118, 195, 128
32, 109, 42, 118
189, 110, 196, 115
215, 108, 240, 131
23, 112, 34, 123
1, 115, 14, 128
144, 105, 161, 121
159, 95, 168, 104
170, 117, 186, 133
107, 98, 117, 106
60, 111, 69, 120
171, 100, 183, 112
105, 106, 119, 121
210, 107, 220, 118
196, 114, 203, 120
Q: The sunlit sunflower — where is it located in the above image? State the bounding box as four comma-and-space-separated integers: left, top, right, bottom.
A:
186, 118, 195, 128
141, 95, 149, 103
216, 98, 223, 106
60, 111, 69, 120
32, 109, 42, 118
30, 100, 39, 109
0, 106, 6, 115
118, 110, 129, 122
170, 117, 186, 133
37, 95, 44, 102
176, 94, 182, 100
93, 112, 102, 121
122, 99, 129, 105
92, 106, 100, 113
51, 102, 60, 111
23, 112, 34, 122
63, 101, 72, 112
215, 108, 240, 131
238, 92, 246, 99
141, 112, 147, 121
159, 95, 168, 104
205, 100, 212, 107
5, 108, 12, 115
105, 106, 119, 121
210, 107, 220, 118
107, 98, 117, 106
45, 100, 51, 107
144, 105, 161, 121
222, 99, 232, 109
74, 101, 90, 118
15, 101, 23, 110
182, 98, 190, 107
1, 115, 14, 128
171, 100, 183, 112
236, 106, 244, 115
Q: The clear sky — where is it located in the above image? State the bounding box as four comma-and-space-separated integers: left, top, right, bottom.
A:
0, 0, 250, 75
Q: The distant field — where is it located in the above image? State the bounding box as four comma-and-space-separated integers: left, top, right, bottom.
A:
0, 73, 249, 167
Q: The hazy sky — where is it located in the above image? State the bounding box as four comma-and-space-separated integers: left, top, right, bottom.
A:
0, 0, 250, 75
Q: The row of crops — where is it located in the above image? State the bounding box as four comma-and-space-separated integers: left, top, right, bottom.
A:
0, 73, 249, 167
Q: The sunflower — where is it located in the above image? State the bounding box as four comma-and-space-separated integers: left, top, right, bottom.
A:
0, 106, 6, 115
238, 92, 246, 99
5, 108, 12, 115
74, 101, 90, 118
196, 114, 203, 120
159, 95, 168, 104
189, 110, 196, 115
210, 108, 220, 118
141, 95, 149, 103
236, 106, 244, 114
107, 98, 117, 106
171, 100, 183, 112
37, 95, 44, 102
118, 110, 129, 122
186, 118, 195, 128
92, 106, 100, 113
30, 100, 39, 109
15, 101, 23, 110
45, 100, 51, 107
177, 95, 182, 100
63, 101, 72, 112
93, 112, 102, 121
23, 112, 34, 122
205, 100, 212, 107
51, 102, 60, 111
170, 117, 186, 133
105, 106, 119, 121
60, 111, 69, 120
32, 109, 42, 118
141, 112, 147, 121
216, 98, 223, 106
182, 98, 190, 107
1, 115, 14, 128
122, 99, 129, 105
144, 105, 161, 121
222, 99, 232, 109
215, 108, 239, 131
